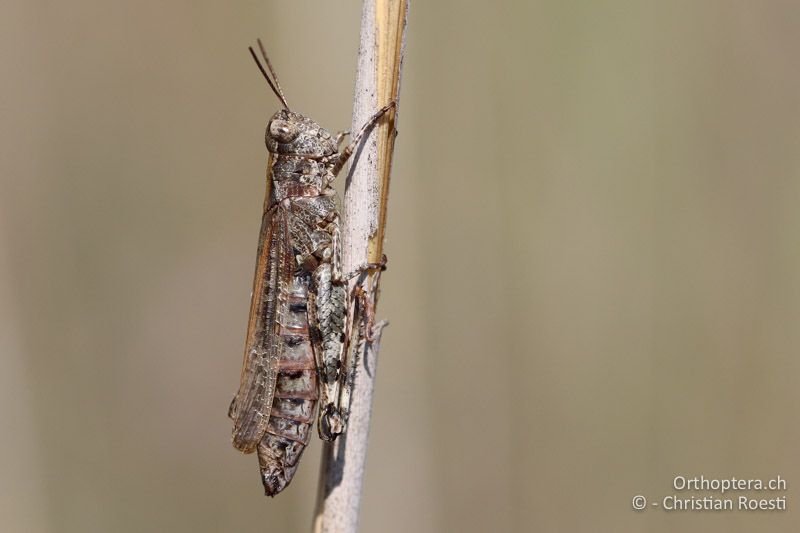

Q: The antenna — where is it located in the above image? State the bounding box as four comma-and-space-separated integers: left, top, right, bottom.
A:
248, 40, 290, 109
257, 39, 289, 108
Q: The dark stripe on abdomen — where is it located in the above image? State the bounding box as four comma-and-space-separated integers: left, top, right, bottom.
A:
257, 273, 319, 495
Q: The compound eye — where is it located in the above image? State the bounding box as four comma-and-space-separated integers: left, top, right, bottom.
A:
269, 119, 300, 143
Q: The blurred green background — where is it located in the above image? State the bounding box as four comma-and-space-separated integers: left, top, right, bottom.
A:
2, 1, 799, 532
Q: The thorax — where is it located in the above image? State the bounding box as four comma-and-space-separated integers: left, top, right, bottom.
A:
269, 154, 337, 202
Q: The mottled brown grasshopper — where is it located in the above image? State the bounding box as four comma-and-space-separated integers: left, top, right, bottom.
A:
228, 40, 394, 496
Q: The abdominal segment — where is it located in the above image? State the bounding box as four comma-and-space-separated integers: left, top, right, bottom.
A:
257, 273, 319, 496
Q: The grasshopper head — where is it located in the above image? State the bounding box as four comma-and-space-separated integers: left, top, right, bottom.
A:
247, 40, 337, 158
265, 109, 337, 158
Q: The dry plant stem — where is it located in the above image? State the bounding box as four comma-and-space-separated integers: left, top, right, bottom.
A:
312, 0, 408, 532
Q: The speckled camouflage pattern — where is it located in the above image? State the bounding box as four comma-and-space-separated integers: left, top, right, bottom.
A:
228, 48, 395, 494
230, 109, 352, 496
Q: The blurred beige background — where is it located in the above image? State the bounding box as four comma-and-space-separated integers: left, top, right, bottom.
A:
2, 1, 799, 532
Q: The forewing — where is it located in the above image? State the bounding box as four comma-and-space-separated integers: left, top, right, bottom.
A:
231, 207, 294, 453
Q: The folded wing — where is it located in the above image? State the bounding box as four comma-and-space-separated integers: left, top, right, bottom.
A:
231, 207, 294, 453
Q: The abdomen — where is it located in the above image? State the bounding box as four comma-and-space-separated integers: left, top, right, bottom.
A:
256, 273, 319, 496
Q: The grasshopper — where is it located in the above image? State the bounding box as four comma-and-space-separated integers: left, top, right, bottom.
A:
228, 40, 394, 496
